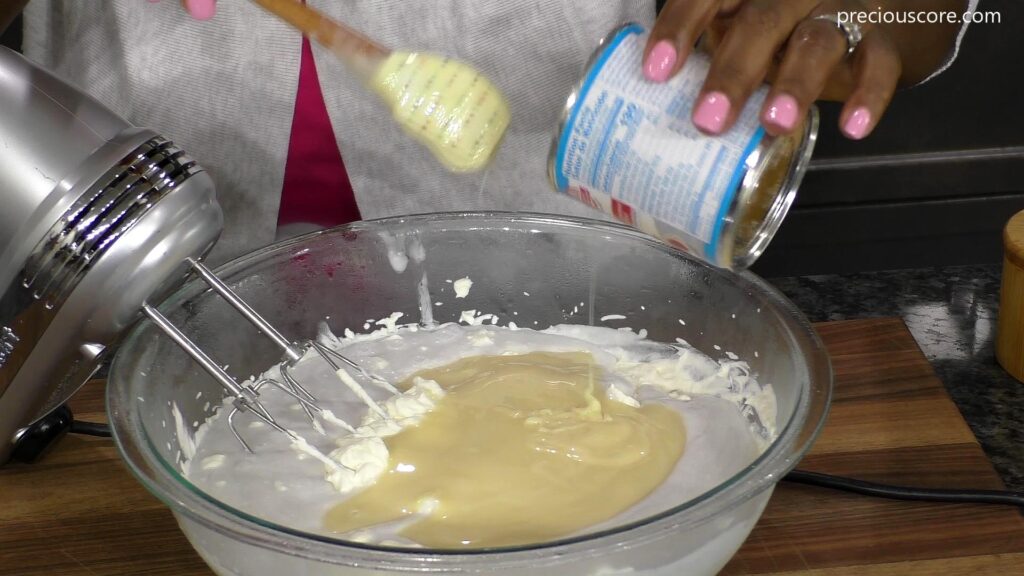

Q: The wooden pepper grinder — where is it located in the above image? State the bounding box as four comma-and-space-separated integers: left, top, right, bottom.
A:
996, 209, 1024, 381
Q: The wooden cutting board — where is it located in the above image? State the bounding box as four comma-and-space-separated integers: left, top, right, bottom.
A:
1, 318, 1022, 575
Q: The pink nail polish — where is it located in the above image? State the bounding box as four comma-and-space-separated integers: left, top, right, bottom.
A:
643, 41, 677, 83
763, 93, 798, 131
693, 91, 730, 134
843, 107, 872, 140
184, 0, 216, 20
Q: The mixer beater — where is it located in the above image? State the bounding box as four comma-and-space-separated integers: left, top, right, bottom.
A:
141, 258, 399, 453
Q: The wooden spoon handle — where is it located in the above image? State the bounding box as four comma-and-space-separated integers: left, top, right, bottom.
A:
249, 0, 390, 81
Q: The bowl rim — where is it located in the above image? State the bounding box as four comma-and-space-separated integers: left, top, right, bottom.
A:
107, 211, 833, 568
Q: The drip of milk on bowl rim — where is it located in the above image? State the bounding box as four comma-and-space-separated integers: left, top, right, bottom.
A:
380, 230, 428, 275
182, 312, 776, 546
406, 234, 426, 264
417, 273, 434, 327
380, 231, 437, 327
379, 232, 409, 273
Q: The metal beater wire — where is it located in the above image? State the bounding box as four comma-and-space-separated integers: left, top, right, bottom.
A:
141, 261, 398, 452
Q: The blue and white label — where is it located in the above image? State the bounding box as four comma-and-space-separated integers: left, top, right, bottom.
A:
554, 25, 766, 266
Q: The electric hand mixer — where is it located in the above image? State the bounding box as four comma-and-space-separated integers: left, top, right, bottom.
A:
0, 47, 395, 464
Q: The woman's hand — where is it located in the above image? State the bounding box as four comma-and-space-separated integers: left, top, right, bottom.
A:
644, 0, 964, 140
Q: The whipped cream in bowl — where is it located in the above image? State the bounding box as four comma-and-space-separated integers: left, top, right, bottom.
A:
107, 213, 831, 576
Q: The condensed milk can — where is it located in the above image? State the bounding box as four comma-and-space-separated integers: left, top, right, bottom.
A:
549, 23, 818, 269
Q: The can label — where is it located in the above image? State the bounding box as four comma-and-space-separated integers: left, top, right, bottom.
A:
552, 24, 768, 266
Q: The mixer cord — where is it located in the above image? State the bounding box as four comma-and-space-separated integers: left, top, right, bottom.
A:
70, 420, 112, 438
62, 421, 1024, 507
784, 470, 1024, 507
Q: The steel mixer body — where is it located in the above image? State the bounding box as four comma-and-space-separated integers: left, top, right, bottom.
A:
0, 47, 223, 464
0, 48, 396, 465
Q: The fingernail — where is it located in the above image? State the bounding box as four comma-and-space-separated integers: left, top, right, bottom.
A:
184, 0, 216, 20
693, 91, 730, 134
643, 41, 677, 83
843, 106, 872, 140
763, 93, 799, 131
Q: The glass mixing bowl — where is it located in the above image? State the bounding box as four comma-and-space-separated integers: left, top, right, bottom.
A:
107, 213, 831, 576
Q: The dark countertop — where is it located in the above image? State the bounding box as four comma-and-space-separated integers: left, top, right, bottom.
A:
769, 264, 1024, 492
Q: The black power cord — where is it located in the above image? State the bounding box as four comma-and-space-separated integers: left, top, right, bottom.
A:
70, 420, 112, 438
12, 407, 110, 463
783, 469, 1024, 507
